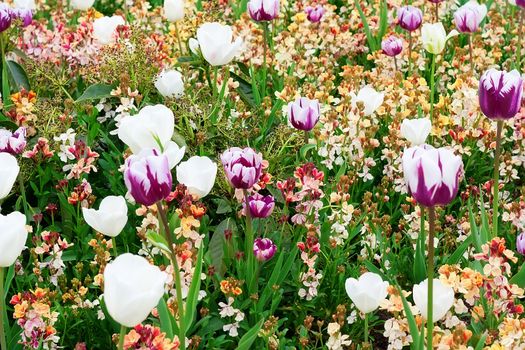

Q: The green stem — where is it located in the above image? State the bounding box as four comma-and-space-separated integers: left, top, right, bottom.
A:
262, 22, 269, 99
493, 120, 503, 238
1, 33, 11, 110
429, 54, 436, 124
304, 130, 309, 145
364, 312, 369, 345
117, 325, 126, 350
468, 34, 474, 73
112, 237, 118, 258
157, 203, 186, 350
408, 31, 412, 76
244, 190, 256, 294
0, 267, 7, 350
427, 206, 436, 349
212, 66, 219, 99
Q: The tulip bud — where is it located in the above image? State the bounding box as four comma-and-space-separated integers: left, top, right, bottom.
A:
92, 15, 125, 45
196, 22, 243, 66
479, 69, 524, 120
0, 127, 26, 155
220, 147, 263, 189
246, 193, 275, 218
71, 0, 95, 10
164, 0, 184, 22
0, 211, 27, 267
0, 153, 19, 200
397, 6, 423, 32
517, 232, 525, 256
176, 156, 217, 199
155, 70, 184, 99
345, 272, 389, 314
305, 5, 325, 23
247, 0, 279, 21
0, 4, 13, 32
82, 196, 128, 237
421, 22, 458, 55
104, 253, 167, 327
351, 86, 384, 116
381, 36, 403, 57
118, 104, 185, 169
413, 278, 454, 321
454, 1, 487, 33
400, 118, 431, 145
124, 150, 173, 206
253, 238, 276, 261
287, 97, 321, 131
402, 146, 463, 207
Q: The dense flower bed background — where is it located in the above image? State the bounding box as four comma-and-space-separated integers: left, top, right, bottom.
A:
1, 0, 525, 349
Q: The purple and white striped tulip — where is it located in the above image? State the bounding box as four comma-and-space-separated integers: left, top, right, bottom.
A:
479, 69, 523, 120
517, 232, 525, 256
305, 5, 325, 23
288, 97, 321, 131
253, 238, 276, 261
381, 36, 403, 57
0, 127, 26, 155
124, 149, 173, 206
13, 7, 32, 27
454, 1, 487, 33
402, 145, 463, 207
0, 4, 13, 32
246, 193, 275, 218
397, 6, 423, 32
221, 147, 263, 189
518, 0, 525, 9
247, 0, 279, 22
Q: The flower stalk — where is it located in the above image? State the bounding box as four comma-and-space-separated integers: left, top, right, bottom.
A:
0, 267, 6, 350
117, 325, 127, 350
493, 120, 503, 238
427, 206, 436, 349
244, 190, 256, 294
157, 202, 186, 350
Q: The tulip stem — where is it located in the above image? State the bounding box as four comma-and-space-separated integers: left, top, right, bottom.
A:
262, 22, 269, 99
244, 190, 256, 295
434, 3, 438, 22
364, 312, 369, 345
304, 130, 309, 144
0, 267, 6, 350
117, 325, 126, 350
157, 202, 186, 350
468, 35, 474, 73
408, 31, 412, 75
493, 120, 503, 239
394, 56, 398, 73
174, 22, 184, 54
427, 206, 436, 349
429, 53, 436, 124
111, 237, 118, 258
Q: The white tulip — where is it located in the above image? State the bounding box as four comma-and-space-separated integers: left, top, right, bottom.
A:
345, 272, 389, 313
189, 38, 200, 55
421, 22, 458, 55
164, 0, 184, 22
413, 278, 454, 321
351, 86, 384, 116
118, 104, 185, 169
104, 253, 167, 327
71, 0, 95, 10
13, 0, 36, 10
82, 196, 128, 237
0, 153, 20, 200
93, 15, 125, 45
400, 118, 432, 145
176, 156, 217, 199
0, 212, 27, 267
155, 70, 184, 99
196, 22, 243, 66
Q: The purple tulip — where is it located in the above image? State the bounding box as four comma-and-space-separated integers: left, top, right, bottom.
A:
381, 36, 403, 57
518, 0, 525, 9
13, 8, 32, 27
288, 97, 320, 131
518, 233, 525, 255
0, 4, 13, 32
245, 193, 275, 218
0, 127, 26, 155
479, 69, 523, 120
253, 238, 276, 261
454, 1, 487, 33
247, 0, 279, 21
305, 5, 325, 23
220, 147, 263, 189
402, 145, 464, 207
124, 149, 173, 206
397, 6, 423, 32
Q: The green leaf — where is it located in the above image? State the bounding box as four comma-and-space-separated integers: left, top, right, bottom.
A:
479, 194, 490, 244
145, 231, 171, 253
209, 218, 233, 277
413, 210, 427, 283
510, 262, 525, 288
474, 333, 487, 350
354, 0, 377, 52
446, 234, 473, 265
75, 83, 114, 103
376, 0, 388, 44
157, 297, 176, 338
468, 197, 482, 252
6, 60, 30, 91
235, 318, 264, 350
184, 244, 204, 333
231, 72, 257, 108
2, 58, 11, 107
